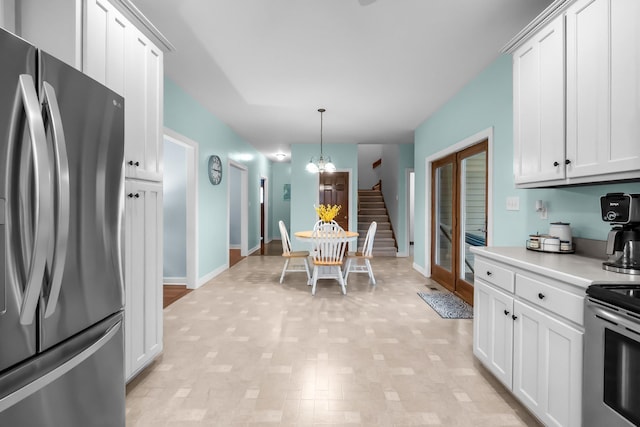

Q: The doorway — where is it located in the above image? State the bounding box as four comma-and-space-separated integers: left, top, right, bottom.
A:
228, 161, 248, 267
430, 140, 487, 304
318, 171, 350, 231
162, 129, 198, 290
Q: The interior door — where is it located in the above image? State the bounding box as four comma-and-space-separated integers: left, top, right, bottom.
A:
319, 172, 350, 230
431, 141, 487, 305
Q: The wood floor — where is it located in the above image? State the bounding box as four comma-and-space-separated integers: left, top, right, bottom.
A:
162, 284, 192, 308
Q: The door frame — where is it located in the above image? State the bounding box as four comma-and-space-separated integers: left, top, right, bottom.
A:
424, 127, 494, 277
163, 128, 198, 290
228, 160, 249, 257
260, 175, 269, 248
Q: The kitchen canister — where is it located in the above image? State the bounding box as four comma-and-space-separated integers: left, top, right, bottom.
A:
549, 222, 572, 244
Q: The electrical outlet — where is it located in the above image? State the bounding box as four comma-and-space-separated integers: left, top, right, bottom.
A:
506, 196, 520, 211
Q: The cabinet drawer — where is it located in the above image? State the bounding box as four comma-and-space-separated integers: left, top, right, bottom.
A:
515, 274, 584, 325
475, 259, 514, 293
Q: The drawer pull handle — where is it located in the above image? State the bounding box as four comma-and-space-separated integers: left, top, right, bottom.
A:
504, 310, 510, 316
538, 293, 545, 300
553, 161, 560, 167
512, 315, 518, 321
486, 271, 492, 276
565, 159, 571, 165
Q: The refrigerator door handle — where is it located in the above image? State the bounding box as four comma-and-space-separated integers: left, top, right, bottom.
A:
9, 75, 52, 326
40, 82, 70, 318
0, 320, 122, 413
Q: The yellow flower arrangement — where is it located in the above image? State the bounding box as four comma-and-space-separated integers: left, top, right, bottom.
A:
315, 204, 341, 222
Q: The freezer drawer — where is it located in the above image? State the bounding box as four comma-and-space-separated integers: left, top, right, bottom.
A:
0, 312, 125, 426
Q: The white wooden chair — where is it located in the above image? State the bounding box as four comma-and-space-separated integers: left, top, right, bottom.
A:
343, 221, 377, 285
278, 220, 311, 284
310, 223, 349, 295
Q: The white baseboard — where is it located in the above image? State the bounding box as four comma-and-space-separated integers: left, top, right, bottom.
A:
164, 277, 187, 285
248, 243, 260, 255
229, 244, 241, 250
197, 264, 227, 288
413, 262, 427, 277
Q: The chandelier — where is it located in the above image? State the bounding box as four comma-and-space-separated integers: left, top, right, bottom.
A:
306, 108, 336, 173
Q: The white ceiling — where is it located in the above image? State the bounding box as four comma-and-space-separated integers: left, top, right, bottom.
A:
130, 0, 553, 162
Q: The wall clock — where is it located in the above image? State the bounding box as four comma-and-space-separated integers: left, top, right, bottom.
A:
208, 155, 222, 185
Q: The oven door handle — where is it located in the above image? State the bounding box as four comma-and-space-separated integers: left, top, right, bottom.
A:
590, 303, 640, 334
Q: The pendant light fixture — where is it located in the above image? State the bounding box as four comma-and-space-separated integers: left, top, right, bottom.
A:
306, 108, 336, 173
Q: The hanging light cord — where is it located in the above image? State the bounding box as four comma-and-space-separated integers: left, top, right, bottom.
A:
319, 108, 325, 157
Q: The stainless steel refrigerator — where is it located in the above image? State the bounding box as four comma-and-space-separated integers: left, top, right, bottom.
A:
0, 28, 125, 426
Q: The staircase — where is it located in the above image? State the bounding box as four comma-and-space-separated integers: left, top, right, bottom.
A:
357, 189, 397, 256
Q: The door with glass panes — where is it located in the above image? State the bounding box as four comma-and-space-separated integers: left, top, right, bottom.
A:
431, 141, 487, 305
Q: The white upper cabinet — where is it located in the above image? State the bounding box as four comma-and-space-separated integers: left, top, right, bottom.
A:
566, 0, 640, 180
510, 0, 640, 187
84, 0, 164, 182
513, 15, 565, 185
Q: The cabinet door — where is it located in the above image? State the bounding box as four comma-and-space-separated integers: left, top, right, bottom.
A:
83, 0, 128, 95
566, 0, 640, 179
84, 0, 164, 182
513, 16, 565, 185
124, 180, 163, 381
513, 301, 582, 427
125, 31, 163, 181
473, 280, 514, 388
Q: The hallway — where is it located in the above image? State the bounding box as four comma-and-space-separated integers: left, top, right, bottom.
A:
127, 256, 538, 426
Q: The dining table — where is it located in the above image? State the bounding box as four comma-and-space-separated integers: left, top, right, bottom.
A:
293, 230, 359, 240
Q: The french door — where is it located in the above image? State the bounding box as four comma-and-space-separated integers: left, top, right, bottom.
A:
431, 141, 487, 305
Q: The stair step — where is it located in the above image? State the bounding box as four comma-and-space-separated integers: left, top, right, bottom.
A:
360, 202, 386, 211
359, 222, 390, 230
371, 248, 397, 257
359, 208, 387, 215
358, 215, 390, 223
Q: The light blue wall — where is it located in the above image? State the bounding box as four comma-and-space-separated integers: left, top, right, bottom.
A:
163, 139, 187, 278
395, 143, 415, 255
271, 162, 291, 239
414, 54, 640, 271
290, 143, 358, 251
164, 78, 271, 279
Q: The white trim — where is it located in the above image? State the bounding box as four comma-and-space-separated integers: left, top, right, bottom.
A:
197, 264, 227, 288
110, 0, 175, 51
228, 160, 249, 258
229, 244, 241, 250
163, 128, 199, 290
248, 243, 260, 255
501, 0, 572, 53
424, 127, 494, 278
0, 0, 16, 32
412, 262, 427, 276
163, 277, 187, 285
400, 167, 414, 258
260, 175, 269, 246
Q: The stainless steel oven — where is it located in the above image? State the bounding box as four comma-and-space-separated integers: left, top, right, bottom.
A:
584, 283, 640, 427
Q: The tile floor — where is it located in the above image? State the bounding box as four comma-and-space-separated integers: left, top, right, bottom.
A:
126, 255, 541, 426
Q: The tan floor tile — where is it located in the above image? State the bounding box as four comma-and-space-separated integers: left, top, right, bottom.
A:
126, 256, 542, 426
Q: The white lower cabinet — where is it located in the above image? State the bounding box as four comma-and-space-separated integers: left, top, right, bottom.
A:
473, 280, 514, 388
473, 256, 583, 427
124, 180, 163, 381
512, 300, 582, 427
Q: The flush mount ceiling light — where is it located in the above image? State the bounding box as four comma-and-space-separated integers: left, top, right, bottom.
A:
306, 108, 336, 173
274, 152, 287, 161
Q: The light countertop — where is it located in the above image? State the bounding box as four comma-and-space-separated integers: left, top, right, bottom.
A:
471, 246, 640, 289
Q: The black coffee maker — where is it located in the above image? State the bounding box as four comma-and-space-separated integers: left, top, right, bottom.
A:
600, 193, 640, 274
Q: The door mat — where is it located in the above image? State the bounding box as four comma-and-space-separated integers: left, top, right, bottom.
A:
417, 291, 473, 319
